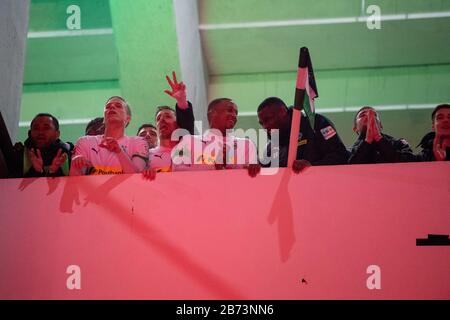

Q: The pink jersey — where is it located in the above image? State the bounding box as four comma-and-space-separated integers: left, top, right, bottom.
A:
148, 145, 175, 173
172, 132, 257, 171
72, 135, 148, 175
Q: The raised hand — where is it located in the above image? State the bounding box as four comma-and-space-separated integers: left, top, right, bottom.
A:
99, 137, 122, 153
49, 149, 68, 174
247, 164, 261, 178
164, 71, 188, 109
71, 155, 93, 172
365, 110, 375, 144
370, 110, 382, 142
433, 135, 450, 161
28, 148, 44, 173
292, 159, 311, 174
142, 168, 157, 181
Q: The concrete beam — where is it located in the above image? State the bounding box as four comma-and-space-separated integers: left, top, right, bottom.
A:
0, 0, 30, 141
173, 0, 209, 131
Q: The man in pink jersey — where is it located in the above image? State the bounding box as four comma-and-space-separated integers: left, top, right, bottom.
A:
142, 72, 192, 180
172, 98, 260, 176
70, 96, 148, 175
146, 106, 182, 174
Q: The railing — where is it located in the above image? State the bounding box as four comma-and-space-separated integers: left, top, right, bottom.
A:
0, 163, 449, 299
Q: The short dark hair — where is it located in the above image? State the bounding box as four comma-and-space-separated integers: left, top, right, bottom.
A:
30, 113, 59, 131
257, 97, 288, 113
85, 117, 104, 135
353, 106, 377, 126
137, 123, 156, 135
431, 104, 450, 121
207, 98, 234, 113
106, 96, 131, 117
155, 106, 175, 120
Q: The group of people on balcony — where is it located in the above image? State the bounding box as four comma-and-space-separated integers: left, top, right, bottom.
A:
11, 72, 450, 179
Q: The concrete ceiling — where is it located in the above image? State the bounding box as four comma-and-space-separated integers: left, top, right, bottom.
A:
199, 0, 450, 75
24, 0, 118, 83
24, 0, 450, 81
19, 0, 450, 147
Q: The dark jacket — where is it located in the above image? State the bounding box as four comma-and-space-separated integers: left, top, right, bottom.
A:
414, 132, 450, 162
262, 110, 349, 167
348, 133, 415, 164
176, 101, 195, 135
22, 137, 73, 177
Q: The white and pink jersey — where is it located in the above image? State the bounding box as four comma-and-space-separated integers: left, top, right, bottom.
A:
72, 135, 148, 175
148, 145, 175, 173
172, 131, 258, 171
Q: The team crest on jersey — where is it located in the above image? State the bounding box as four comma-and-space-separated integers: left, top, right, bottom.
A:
320, 126, 337, 140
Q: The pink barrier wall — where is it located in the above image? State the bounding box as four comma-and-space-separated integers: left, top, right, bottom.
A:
0, 163, 449, 299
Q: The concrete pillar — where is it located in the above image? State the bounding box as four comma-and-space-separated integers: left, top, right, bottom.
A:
109, 0, 182, 134
173, 0, 209, 131
0, 0, 30, 141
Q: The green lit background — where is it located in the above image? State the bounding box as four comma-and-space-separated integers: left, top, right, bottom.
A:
19, 0, 450, 150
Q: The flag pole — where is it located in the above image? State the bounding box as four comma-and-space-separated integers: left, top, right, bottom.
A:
287, 47, 309, 168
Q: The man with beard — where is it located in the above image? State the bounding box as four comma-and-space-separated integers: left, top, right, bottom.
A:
21, 113, 71, 177
257, 97, 348, 173
138, 71, 195, 152
348, 106, 414, 164
146, 106, 183, 173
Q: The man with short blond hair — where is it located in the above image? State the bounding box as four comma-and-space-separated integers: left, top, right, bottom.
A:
70, 96, 148, 175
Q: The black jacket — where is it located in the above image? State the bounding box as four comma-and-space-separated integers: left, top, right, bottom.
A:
176, 101, 195, 135
262, 110, 348, 167
348, 133, 414, 164
22, 137, 73, 177
414, 132, 450, 162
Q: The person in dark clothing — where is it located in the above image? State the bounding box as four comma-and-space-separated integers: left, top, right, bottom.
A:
175, 101, 195, 136
85, 117, 105, 136
348, 106, 414, 164
415, 104, 450, 162
257, 97, 348, 172
21, 113, 72, 177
